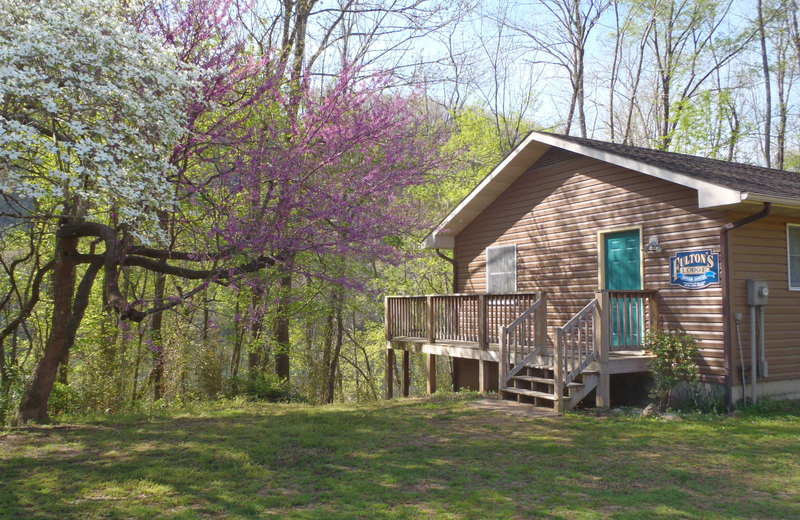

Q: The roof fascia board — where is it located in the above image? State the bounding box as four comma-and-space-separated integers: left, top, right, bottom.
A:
697, 186, 743, 208
741, 192, 800, 208
424, 233, 453, 249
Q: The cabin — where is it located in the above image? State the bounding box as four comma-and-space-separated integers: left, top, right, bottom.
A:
384, 131, 800, 411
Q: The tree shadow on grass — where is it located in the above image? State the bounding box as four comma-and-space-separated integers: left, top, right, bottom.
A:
1, 400, 799, 519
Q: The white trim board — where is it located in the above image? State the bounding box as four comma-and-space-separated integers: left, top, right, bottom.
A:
425, 131, 800, 249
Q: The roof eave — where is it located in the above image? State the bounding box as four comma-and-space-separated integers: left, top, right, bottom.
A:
741, 192, 800, 208
424, 233, 454, 249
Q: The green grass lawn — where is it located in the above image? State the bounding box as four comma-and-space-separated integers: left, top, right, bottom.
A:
1, 396, 799, 520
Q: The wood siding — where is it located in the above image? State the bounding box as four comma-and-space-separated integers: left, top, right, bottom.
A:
729, 213, 800, 383
453, 148, 730, 382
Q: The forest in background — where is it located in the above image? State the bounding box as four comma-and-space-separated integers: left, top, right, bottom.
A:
1, 0, 799, 424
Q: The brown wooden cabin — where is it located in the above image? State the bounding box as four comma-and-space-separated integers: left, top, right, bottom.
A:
385, 132, 800, 411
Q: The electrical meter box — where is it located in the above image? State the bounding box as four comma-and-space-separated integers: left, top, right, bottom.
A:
747, 279, 769, 306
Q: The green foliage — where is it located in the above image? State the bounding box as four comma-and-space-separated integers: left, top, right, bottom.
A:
646, 330, 700, 409
736, 397, 800, 417
223, 373, 296, 402
48, 382, 83, 417
784, 152, 800, 172
666, 89, 750, 158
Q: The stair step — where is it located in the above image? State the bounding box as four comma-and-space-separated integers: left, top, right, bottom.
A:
512, 375, 555, 384
502, 387, 558, 401
566, 381, 584, 388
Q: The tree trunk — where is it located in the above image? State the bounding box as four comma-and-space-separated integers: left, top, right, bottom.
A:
274, 268, 291, 381
573, 0, 586, 138
248, 290, 266, 376
0, 338, 11, 425
758, 0, 772, 167
775, 30, 789, 170
320, 304, 334, 402
623, 19, 651, 145
609, 2, 622, 142
793, 2, 800, 72
19, 236, 102, 423
150, 272, 166, 400
230, 296, 243, 378
325, 294, 344, 404
17, 235, 78, 423
131, 323, 144, 402
58, 350, 69, 385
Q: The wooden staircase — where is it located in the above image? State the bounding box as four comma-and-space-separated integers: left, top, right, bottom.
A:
500, 356, 599, 409
499, 294, 607, 412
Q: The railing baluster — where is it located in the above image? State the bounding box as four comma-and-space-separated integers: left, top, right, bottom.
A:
626, 295, 632, 347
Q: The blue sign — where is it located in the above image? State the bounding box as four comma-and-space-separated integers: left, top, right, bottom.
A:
670, 249, 719, 289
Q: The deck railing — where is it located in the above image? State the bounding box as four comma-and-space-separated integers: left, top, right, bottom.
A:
607, 290, 659, 350
385, 292, 539, 347
499, 294, 547, 386
385, 296, 428, 339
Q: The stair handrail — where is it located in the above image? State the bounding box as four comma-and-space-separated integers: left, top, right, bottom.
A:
499, 294, 547, 387
556, 298, 599, 395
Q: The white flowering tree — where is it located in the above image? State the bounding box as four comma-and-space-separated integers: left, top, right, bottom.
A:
0, 0, 194, 422
0, 0, 191, 235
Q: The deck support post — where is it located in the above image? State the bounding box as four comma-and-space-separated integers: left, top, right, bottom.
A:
385, 346, 395, 399
402, 349, 410, 397
478, 359, 490, 393
426, 353, 437, 394
554, 330, 565, 413
595, 291, 611, 408
498, 326, 508, 388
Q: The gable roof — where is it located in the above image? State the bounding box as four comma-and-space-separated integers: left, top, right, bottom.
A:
425, 131, 800, 249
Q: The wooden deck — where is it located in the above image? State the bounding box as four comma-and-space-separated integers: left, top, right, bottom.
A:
384, 290, 660, 410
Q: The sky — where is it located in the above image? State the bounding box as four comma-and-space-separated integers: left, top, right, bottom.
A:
299, 0, 796, 164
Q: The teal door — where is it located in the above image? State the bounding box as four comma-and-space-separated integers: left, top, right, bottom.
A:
604, 230, 642, 347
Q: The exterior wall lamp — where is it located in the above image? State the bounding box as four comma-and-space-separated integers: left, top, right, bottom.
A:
645, 236, 662, 253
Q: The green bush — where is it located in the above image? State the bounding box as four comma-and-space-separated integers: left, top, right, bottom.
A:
48, 382, 83, 416
736, 398, 800, 417
223, 373, 293, 402
646, 331, 700, 410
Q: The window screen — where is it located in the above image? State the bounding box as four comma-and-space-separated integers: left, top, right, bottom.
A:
486, 245, 516, 293
789, 225, 800, 289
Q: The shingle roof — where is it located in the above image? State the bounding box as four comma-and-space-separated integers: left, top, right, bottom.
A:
538, 131, 800, 199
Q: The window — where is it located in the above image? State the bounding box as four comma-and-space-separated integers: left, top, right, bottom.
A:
788, 224, 800, 290
486, 244, 516, 293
